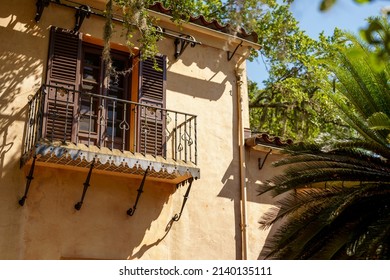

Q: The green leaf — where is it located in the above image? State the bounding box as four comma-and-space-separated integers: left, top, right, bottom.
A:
367, 112, 390, 131
367, 52, 386, 72
364, 20, 383, 45
320, 0, 336, 11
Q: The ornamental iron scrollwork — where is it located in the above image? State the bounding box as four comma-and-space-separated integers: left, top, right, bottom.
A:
127, 166, 150, 216
19, 155, 37, 206
171, 177, 194, 222
74, 158, 95, 210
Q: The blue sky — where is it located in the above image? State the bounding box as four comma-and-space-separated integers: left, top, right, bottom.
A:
246, 0, 389, 86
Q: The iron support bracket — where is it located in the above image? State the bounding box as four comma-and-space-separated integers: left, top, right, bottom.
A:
74, 158, 95, 210
34, 0, 51, 22
172, 177, 194, 222
127, 166, 150, 216
258, 149, 272, 170
174, 35, 198, 59
19, 155, 37, 206
227, 40, 243, 61
74, 5, 91, 31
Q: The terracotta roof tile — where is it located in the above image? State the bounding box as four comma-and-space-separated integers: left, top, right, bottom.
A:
245, 133, 293, 148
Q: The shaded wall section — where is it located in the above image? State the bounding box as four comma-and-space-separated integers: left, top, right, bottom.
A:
245, 143, 289, 260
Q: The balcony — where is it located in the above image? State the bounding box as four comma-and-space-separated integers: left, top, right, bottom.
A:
21, 85, 200, 184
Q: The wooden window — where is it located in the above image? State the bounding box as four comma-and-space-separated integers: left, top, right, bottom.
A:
78, 44, 131, 149
44, 26, 166, 156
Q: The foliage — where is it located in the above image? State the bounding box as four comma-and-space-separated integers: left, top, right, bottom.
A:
103, 0, 114, 76
102, 0, 283, 79
105, 0, 164, 63
319, 0, 383, 12
181, 1, 351, 141
104, 0, 278, 61
248, 4, 354, 142
103, 1, 356, 142
317, 0, 390, 70
259, 28, 390, 259
360, 16, 390, 71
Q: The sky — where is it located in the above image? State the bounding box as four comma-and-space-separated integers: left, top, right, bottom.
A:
246, 0, 390, 86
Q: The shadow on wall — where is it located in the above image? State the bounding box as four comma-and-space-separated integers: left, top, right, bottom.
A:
166, 43, 231, 102
173, 44, 224, 68
0, 0, 46, 174
167, 71, 228, 101
125, 180, 190, 260
0, 5, 45, 172
219, 146, 288, 260
21, 165, 187, 259
213, 78, 241, 260
218, 159, 242, 260
0, 0, 47, 259
128, 214, 176, 260
245, 149, 288, 260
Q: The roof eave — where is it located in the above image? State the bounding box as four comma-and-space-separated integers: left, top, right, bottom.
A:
148, 9, 261, 51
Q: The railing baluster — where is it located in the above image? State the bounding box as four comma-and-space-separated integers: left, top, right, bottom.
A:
163, 110, 167, 159
50, 87, 58, 141
25, 94, 35, 154
63, 88, 70, 143
122, 103, 127, 151
111, 100, 116, 150
33, 92, 40, 145
154, 107, 158, 157
143, 105, 147, 155
98, 97, 104, 148
37, 86, 45, 143
184, 114, 187, 162
133, 104, 138, 153
76, 92, 81, 144
189, 116, 192, 163
194, 117, 197, 165
179, 123, 182, 161
88, 95, 93, 146
175, 112, 178, 161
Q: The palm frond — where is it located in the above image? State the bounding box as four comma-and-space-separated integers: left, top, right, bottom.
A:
368, 112, 390, 132
259, 18, 390, 260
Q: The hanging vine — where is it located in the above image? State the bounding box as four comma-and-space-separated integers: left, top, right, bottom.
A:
102, 0, 171, 80
103, 0, 113, 78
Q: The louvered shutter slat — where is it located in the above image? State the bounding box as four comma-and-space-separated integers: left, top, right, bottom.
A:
138, 55, 166, 156
43, 27, 81, 143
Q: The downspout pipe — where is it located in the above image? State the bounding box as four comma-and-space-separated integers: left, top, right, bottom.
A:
235, 67, 248, 260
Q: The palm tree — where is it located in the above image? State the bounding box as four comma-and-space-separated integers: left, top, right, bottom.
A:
259, 20, 390, 259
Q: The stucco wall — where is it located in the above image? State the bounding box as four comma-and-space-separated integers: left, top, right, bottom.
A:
0, 0, 279, 260
245, 147, 288, 260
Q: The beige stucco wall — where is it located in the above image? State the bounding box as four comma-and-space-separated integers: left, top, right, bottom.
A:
0, 0, 283, 260
245, 147, 287, 260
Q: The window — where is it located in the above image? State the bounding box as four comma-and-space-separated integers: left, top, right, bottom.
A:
44, 26, 166, 155
78, 45, 131, 149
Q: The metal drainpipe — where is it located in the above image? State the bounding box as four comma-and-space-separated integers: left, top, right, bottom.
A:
235, 67, 248, 260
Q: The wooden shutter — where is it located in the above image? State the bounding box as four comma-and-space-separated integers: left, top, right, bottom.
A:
138, 55, 166, 156
43, 27, 82, 142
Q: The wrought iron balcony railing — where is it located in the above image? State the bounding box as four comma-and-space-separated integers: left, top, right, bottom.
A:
22, 85, 197, 166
